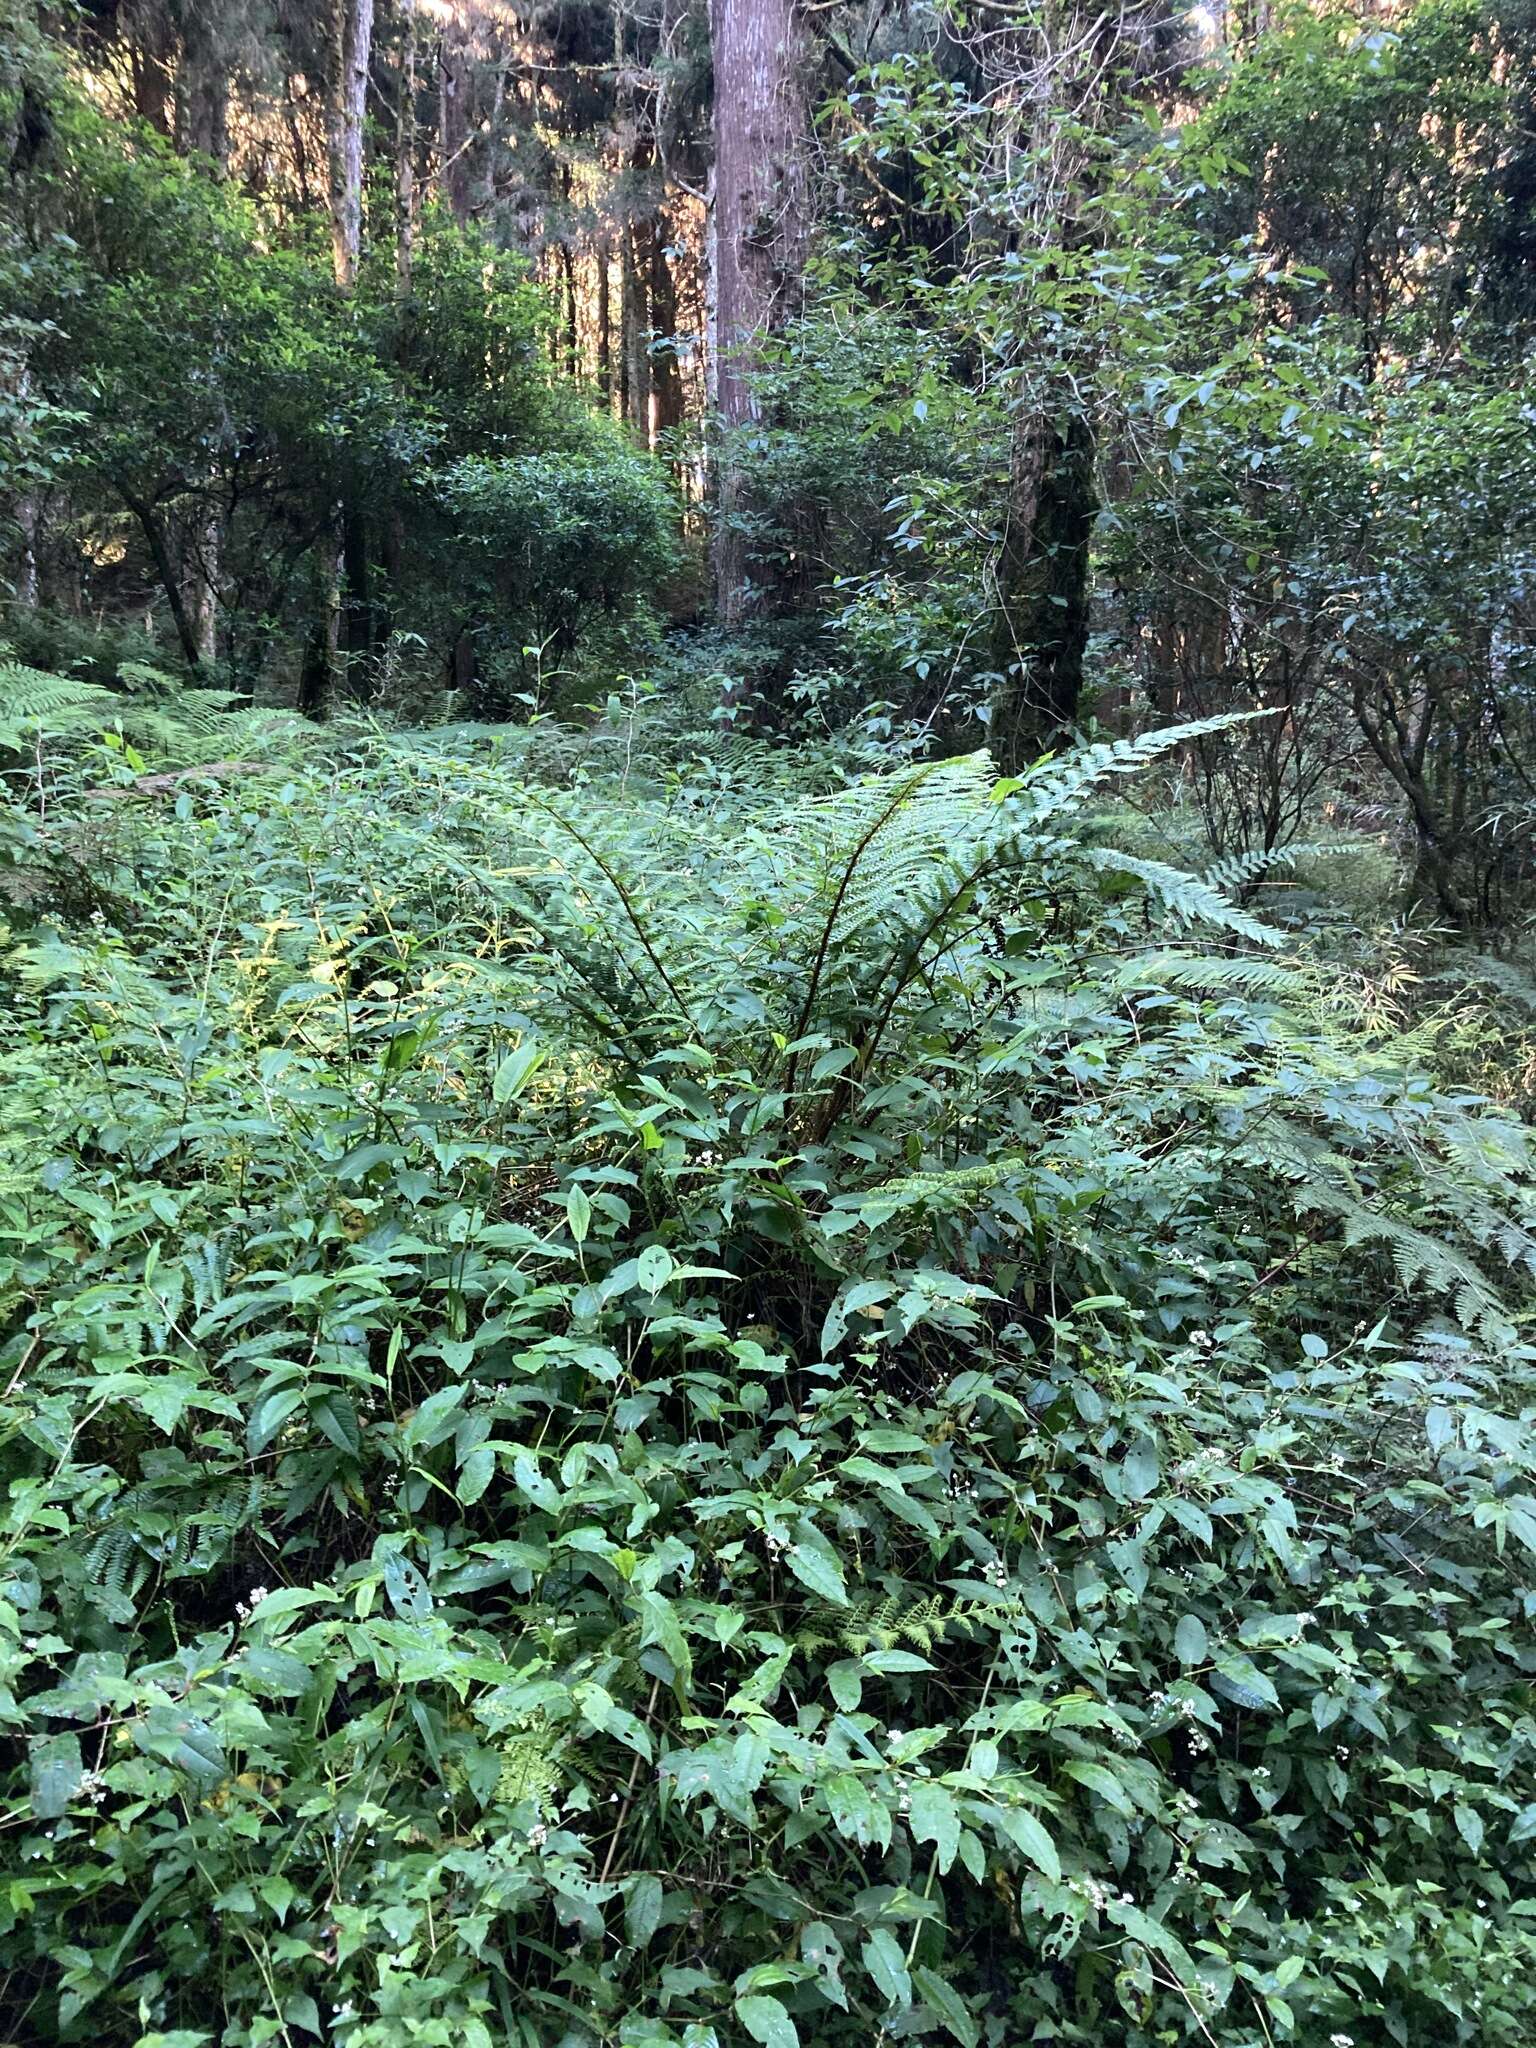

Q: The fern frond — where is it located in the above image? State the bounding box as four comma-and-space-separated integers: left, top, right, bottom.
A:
1101, 951, 1304, 998
0, 662, 121, 751
1015, 713, 1272, 827
1198, 842, 1344, 895
1083, 848, 1283, 946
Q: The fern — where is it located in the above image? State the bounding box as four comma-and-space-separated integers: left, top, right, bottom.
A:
1101, 951, 1304, 997
1198, 841, 1345, 896
1083, 847, 1283, 946
496, 1730, 564, 1811
0, 660, 122, 751
0, 651, 314, 770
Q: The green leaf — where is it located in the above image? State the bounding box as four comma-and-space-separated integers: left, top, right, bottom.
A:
512, 1451, 560, 1511
310, 1389, 360, 1456
863, 1927, 912, 2008
991, 1804, 1060, 1883
492, 1038, 546, 1103
637, 1244, 675, 1295
1174, 1614, 1208, 1665
784, 1522, 849, 1607
566, 1183, 592, 1244
914, 1965, 980, 2048
457, 1443, 496, 1505
1454, 1803, 1485, 1855
907, 1781, 960, 1871
137, 1709, 227, 1782
29, 1733, 82, 1820
247, 1385, 304, 1456
382, 1552, 433, 1618
1210, 1655, 1280, 1713
1064, 1759, 1135, 1817
140, 1376, 196, 1435
828, 1659, 863, 1711
637, 1590, 693, 1697
734, 1995, 797, 2048
625, 1872, 664, 1947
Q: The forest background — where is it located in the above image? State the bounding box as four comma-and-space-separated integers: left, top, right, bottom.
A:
5, 2, 1536, 2046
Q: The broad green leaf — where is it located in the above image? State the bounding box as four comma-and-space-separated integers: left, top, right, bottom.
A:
991, 1804, 1060, 1882
907, 1781, 960, 1871
29, 1733, 82, 1820
457, 1442, 496, 1505
625, 1872, 664, 1947
492, 1039, 546, 1103
1173, 1614, 1208, 1665
784, 1522, 849, 1607
1210, 1655, 1280, 1713
734, 1995, 797, 2048
914, 1965, 980, 2047
863, 1928, 912, 2008
637, 1244, 675, 1295
637, 1590, 693, 1697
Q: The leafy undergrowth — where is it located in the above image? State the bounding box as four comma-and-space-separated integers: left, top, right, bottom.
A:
2, 723, 1536, 2048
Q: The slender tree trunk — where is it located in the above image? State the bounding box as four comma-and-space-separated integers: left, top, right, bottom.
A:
395, 0, 417, 297
17, 501, 39, 606
596, 239, 613, 409
179, 17, 229, 169
708, 0, 810, 625
438, 22, 473, 224
650, 213, 686, 446
190, 505, 221, 665
559, 242, 579, 376
121, 487, 203, 672
317, 0, 375, 712
327, 0, 375, 289
625, 218, 652, 443
618, 235, 633, 423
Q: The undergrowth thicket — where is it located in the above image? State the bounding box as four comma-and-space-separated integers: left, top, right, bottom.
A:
2, 718, 1535, 2047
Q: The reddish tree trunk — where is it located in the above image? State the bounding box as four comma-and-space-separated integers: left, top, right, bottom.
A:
396, 0, 418, 296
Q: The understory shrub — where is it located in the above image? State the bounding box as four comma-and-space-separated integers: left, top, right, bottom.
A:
1, 722, 1534, 2047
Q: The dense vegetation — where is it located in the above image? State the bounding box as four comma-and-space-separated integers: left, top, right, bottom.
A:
3, 2, 1536, 2046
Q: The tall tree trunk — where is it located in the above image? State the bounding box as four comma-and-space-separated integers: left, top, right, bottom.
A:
650, 213, 686, 446
319, 0, 375, 712
16, 497, 40, 608
438, 22, 473, 224
121, 486, 203, 672
624, 217, 653, 443
559, 240, 580, 377
189, 504, 221, 665
708, 0, 810, 625
596, 239, 613, 409
395, 0, 417, 296
989, 407, 1097, 769
178, 14, 229, 169
327, 0, 374, 289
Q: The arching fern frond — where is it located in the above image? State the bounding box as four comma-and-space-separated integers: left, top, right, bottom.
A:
1082, 847, 1283, 946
